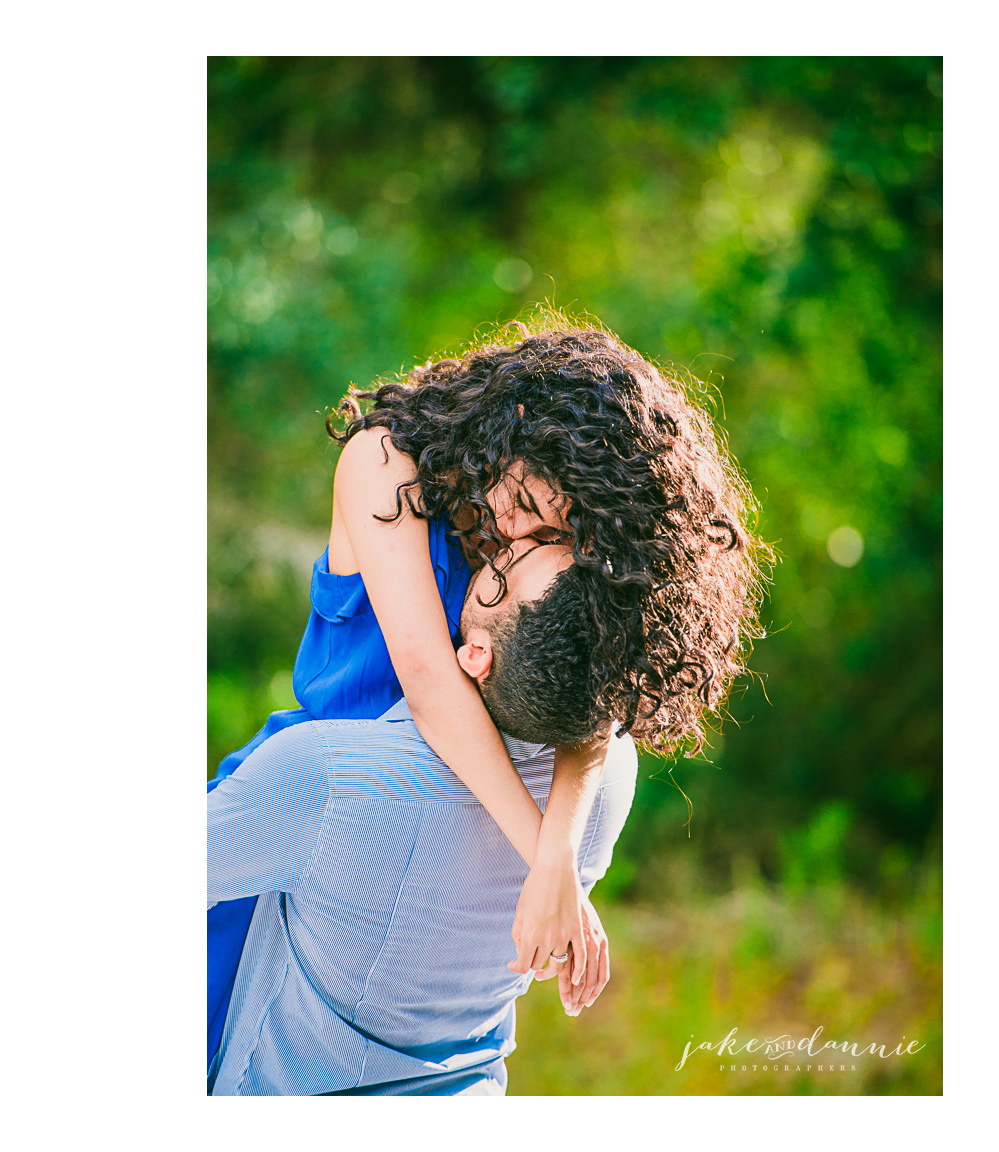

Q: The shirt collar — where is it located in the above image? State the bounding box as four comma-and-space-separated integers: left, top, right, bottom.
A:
378, 698, 415, 723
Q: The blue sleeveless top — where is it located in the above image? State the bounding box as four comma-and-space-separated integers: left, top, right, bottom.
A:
207, 517, 472, 1071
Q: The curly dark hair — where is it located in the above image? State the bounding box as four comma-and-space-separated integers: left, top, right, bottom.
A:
329, 311, 770, 754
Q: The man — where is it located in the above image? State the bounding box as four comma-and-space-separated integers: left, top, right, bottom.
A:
207, 541, 637, 1096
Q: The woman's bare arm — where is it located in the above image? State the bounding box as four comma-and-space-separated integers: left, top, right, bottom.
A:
331, 428, 544, 863
509, 737, 612, 997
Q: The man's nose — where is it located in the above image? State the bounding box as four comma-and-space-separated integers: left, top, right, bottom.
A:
498, 535, 535, 564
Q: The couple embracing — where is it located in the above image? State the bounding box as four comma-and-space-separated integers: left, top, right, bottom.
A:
208, 316, 766, 1095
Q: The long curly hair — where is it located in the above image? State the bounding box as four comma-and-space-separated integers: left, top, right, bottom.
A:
328, 311, 770, 755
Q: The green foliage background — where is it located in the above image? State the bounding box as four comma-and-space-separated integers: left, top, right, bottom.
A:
208, 56, 942, 1094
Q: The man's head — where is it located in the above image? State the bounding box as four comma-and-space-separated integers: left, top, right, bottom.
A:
457, 540, 605, 746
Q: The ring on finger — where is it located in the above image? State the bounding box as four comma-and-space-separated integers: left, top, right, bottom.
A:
550, 950, 569, 964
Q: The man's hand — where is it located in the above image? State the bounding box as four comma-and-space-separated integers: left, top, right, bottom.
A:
533, 895, 609, 1015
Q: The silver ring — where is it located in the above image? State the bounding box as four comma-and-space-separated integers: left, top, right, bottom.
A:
550, 951, 569, 964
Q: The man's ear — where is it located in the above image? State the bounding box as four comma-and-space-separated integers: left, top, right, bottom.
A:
456, 628, 493, 681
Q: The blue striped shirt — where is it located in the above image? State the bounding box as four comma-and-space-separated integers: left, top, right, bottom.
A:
207, 699, 637, 1096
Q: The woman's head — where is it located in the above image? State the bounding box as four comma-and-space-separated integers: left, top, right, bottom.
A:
482, 460, 572, 546
331, 310, 771, 754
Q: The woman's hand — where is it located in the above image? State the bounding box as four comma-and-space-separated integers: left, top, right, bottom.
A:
533, 894, 610, 1015
508, 850, 588, 991
511, 847, 612, 1018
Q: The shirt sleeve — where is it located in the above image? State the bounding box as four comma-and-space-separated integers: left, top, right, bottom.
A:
208, 722, 332, 908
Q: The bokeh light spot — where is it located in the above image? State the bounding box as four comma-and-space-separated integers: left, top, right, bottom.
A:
290, 204, 323, 239
268, 669, 298, 709
827, 526, 864, 568
382, 172, 420, 204
326, 226, 359, 256
493, 258, 533, 293
242, 277, 276, 324
728, 165, 764, 199
740, 138, 783, 176
872, 426, 909, 467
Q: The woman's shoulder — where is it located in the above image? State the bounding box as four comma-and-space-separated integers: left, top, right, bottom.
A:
336, 426, 417, 483
333, 427, 422, 535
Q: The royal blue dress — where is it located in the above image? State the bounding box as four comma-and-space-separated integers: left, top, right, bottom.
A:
207, 517, 472, 1070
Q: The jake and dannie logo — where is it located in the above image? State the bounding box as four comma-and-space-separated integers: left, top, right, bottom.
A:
675, 1026, 926, 1072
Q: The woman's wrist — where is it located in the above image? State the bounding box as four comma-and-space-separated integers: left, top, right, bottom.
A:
531, 833, 576, 870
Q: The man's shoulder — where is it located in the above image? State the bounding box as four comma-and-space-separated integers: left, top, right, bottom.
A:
296, 713, 556, 802
290, 713, 461, 799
